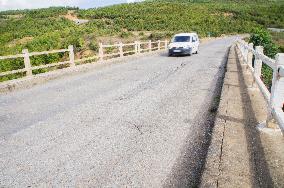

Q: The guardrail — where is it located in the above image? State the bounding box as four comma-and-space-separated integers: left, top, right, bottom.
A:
0, 46, 74, 77
0, 40, 168, 79
98, 40, 168, 60
236, 40, 284, 132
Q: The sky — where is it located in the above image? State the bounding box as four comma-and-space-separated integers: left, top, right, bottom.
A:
0, 0, 142, 11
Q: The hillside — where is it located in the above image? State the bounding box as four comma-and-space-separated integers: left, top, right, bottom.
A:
0, 0, 283, 81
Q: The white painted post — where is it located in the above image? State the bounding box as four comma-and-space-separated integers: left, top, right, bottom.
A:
247, 43, 254, 67
270, 54, 284, 112
99, 43, 103, 61
119, 42, 123, 57
165, 40, 168, 49
236, 42, 241, 58
254, 47, 264, 75
244, 42, 248, 63
68, 45, 75, 67
134, 41, 138, 54
242, 44, 245, 58
237, 42, 242, 58
158, 40, 161, 50
253, 46, 263, 87
239, 42, 244, 61
22, 49, 32, 76
148, 40, 152, 52
138, 41, 141, 54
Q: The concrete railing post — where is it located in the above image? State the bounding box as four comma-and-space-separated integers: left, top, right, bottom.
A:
68, 45, 75, 67
241, 44, 245, 61
242, 43, 245, 60
239, 43, 244, 61
237, 42, 242, 58
137, 41, 141, 54
165, 40, 168, 49
119, 42, 123, 57
254, 46, 263, 75
237, 42, 242, 61
99, 43, 104, 61
247, 43, 254, 67
270, 54, 284, 112
244, 42, 248, 63
134, 41, 138, 54
158, 40, 161, 50
22, 49, 32, 76
253, 46, 264, 87
148, 40, 152, 52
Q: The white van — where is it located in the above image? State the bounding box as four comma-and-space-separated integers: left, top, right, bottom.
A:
168, 33, 200, 56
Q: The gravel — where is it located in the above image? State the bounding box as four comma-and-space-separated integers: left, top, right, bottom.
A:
0, 36, 238, 187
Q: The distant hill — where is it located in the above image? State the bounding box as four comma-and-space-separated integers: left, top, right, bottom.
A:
0, 0, 283, 78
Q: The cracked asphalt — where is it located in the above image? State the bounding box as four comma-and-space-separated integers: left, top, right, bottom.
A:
0, 36, 238, 187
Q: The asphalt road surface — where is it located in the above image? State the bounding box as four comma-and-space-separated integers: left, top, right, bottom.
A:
0, 37, 238, 187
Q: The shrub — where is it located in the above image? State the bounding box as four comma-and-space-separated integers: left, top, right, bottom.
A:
249, 28, 279, 58
89, 41, 99, 52
120, 31, 133, 38
149, 32, 166, 40
249, 28, 279, 89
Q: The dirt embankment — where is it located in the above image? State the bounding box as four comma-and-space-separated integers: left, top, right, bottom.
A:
64, 10, 78, 21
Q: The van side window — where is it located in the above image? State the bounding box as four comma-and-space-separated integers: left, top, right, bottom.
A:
192, 37, 196, 42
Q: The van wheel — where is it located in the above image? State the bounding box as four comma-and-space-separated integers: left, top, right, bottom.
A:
196, 51, 198, 54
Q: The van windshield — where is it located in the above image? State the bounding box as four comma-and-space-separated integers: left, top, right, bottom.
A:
172, 36, 191, 42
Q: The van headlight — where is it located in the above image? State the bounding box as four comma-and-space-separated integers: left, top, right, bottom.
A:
183, 45, 191, 49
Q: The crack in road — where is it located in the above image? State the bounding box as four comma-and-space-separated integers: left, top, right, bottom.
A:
115, 61, 189, 101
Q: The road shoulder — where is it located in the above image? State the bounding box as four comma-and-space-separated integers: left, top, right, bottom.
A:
200, 44, 274, 187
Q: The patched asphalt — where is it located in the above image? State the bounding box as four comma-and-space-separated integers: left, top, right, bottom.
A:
0, 37, 238, 187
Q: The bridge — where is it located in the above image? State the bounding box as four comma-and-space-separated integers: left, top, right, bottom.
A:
0, 36, 283, 187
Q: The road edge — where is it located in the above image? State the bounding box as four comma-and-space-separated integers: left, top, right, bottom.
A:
163, 45, 230, 188
200, 44, 274, 187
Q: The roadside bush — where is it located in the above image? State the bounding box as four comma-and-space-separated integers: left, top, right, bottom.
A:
89, 41, 99, 52
149, 32, 166, 40
249, 28, 279, 58
280, 46, 284, 53
249, 28, 279, 89
120, 31, 133, 38
270, 31, 284, 53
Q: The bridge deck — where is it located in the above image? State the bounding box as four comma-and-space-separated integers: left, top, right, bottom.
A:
0, 37, 237, 187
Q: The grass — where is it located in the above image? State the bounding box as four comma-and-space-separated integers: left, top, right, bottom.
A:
0, 1, 283, 82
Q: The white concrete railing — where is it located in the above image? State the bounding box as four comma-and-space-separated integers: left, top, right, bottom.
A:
0, 40, 168, 78
98, 40, 168, 61
0, 46, 74, 77
236, 40, 284, 132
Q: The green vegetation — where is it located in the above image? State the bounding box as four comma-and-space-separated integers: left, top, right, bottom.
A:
249, 29, 280, 89
0, 1, 283, 82
271, 31, 284, 53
